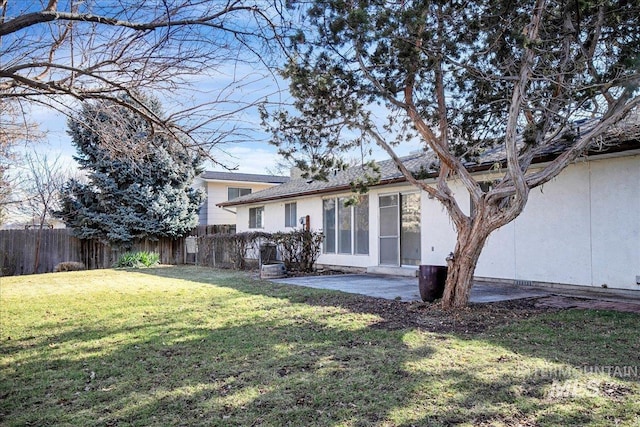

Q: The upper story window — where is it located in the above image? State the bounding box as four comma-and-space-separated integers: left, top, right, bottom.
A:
228, 187, 251, 200
249, 206, 264, 228
284, 202, 297, 228
323, 195, 369, 255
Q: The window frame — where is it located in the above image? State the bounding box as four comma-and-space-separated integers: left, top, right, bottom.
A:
337, 197, 352, 254
284, 202, 297, 228
354, 195, 369, 255
248, 206, 264, 229
322, 199, 336, 253
322, 195, 369, 255
228, 187, 252, 201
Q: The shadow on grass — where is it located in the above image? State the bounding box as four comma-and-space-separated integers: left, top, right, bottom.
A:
2, 265, 638, 426
139, 266, 639, 424
144, 266, 640, 367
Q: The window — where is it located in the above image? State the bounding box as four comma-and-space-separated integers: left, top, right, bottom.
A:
323, 199, 336, 253
337, 197, 352, 253
228, 187, 251, 200
285, 202, 297, 228
249, 206, 264, 228
323, 196, 369, 255
354, 196, 369, 255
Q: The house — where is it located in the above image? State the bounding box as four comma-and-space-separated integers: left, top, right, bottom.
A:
218, 122, 640, 292
194, 171, 289, 226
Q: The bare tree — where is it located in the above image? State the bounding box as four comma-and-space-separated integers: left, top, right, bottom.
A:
12, 152, 70, 272
1, 0, 288, 161
0, 99, 43, 223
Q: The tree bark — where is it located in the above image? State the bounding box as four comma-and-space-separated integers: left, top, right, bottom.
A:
441, 216, 491, 309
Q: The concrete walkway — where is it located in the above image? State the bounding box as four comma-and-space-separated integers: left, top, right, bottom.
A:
271, 274, 551, 303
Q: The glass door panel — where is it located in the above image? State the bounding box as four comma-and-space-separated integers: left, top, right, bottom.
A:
400, 193, 421, 266
379, 195, 399, 266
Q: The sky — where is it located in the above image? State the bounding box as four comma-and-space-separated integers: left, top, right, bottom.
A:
29, 104, 286, 176
32, 113, 425, 177
24, 63, 290, 175
28, 81, 424, 177
10, 0, 425, 178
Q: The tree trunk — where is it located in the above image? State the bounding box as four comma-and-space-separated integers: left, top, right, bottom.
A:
441, 225, 490, 309
33, 223, 44, 274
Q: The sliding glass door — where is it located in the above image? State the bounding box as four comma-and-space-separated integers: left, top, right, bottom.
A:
379, 195, 399, 265
400, 193, 421, 266
379, 193, 421, 266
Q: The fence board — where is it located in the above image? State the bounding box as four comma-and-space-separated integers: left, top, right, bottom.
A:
0, 225, 236, 277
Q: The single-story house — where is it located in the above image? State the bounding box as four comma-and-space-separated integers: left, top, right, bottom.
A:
194, 171, 289, 226
218, 122, 640, 292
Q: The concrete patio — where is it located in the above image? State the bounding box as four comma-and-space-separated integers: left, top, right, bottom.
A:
271, 274, 552, 303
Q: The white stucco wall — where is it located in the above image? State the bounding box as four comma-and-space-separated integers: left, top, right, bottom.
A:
471, 153, 640, 289
589, 155, 640, 288
235, 152, 640, 290
200, 180, 279, 225
510, 163, 592, 285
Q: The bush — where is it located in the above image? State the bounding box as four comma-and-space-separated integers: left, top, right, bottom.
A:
1, 250, 17, 276
200, 230, 323, 273
114, 251, 160, 268
200, 232, 270, 269
54, 261, 86, 272
198, 230, 323, 272
272, 230, 323, 273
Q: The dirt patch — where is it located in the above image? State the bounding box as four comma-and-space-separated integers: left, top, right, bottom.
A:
535, 295, 640, 314
295, 292, 553, 334
297, 291, 640, 334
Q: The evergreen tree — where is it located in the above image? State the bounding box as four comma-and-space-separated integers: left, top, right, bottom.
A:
57, 94, 204, 247
264, 0, 640, 308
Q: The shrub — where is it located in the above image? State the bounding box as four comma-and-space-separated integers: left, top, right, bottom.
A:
114, 251, 160, 268
272, 230, 323, 272
1, 250, 17, 276
200, 230, 323, 273
200, 232, 270, 269
54, 261, 86, 272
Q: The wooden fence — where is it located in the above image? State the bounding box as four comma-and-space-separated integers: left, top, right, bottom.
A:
0, 225, 235, 276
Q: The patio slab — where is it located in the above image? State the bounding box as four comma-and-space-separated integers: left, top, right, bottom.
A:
271, 274, 551, 303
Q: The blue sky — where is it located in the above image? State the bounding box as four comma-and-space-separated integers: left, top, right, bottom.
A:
25, 61, 289, 174
10, 0, 424, 176
29, 69, 424, 176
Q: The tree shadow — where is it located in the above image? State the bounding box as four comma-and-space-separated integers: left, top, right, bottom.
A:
3, 265, 637, 426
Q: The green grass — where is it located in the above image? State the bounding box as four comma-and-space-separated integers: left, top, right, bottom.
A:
1, 266, 638, 426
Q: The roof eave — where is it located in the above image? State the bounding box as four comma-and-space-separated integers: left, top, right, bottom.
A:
202, 178, 286, 185
218, 141, 639, 208
217, 177, 407, 208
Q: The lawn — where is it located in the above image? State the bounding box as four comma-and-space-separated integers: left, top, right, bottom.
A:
1, 266, 638, 426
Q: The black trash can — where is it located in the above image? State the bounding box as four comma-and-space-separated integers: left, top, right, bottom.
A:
418, 265, 448, 302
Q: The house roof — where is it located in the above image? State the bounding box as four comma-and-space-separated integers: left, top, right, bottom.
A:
200, 171, 290, 184
218, 115, 640, 208
217, 154, 424, 207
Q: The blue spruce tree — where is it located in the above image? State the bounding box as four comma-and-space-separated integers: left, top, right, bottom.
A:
57, 93, 204, 247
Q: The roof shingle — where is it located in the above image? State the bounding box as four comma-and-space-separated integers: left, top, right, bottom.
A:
218, 115, 640, 207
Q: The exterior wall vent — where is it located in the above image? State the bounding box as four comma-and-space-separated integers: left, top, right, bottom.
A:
515, 280, 533, 287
